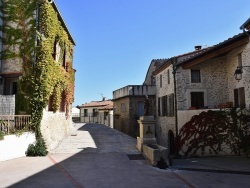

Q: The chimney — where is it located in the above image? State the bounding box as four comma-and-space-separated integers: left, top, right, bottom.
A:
195, 45, 202, 50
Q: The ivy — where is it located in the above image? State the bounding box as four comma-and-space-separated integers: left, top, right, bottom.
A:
177, 108, 250, 157
0, 0, 75, 155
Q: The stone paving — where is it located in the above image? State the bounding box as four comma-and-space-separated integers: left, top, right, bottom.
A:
0, 123, 250, 188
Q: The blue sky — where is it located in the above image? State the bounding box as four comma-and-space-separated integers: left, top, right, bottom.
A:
55, 0, 250, 106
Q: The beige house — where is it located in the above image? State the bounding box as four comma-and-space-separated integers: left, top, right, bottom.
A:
154, 30, 250, 155
78, 99, 113, 127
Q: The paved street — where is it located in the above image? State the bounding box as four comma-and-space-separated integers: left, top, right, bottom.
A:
1, 123, 250, 188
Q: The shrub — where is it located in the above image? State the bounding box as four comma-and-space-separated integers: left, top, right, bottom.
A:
26, 138, 48, 156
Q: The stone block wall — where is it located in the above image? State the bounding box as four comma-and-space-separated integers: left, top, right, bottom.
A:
41, 110, 73, 151
155, 64, 176, 148
227, 42, 250, 108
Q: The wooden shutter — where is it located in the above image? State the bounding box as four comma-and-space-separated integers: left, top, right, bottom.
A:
239, 87, 245, 108
234, 89, 239, 107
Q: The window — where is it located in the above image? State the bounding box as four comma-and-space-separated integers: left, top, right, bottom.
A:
4, 78, 18, 95
237, 53, 242, 67
84, 109, 88, 117
48, 95, 54, 111
234, 87, 245, 108
12, 82, 17, 95
190, 92, 204, 109
53, 40, 61, 62
93, 108, 98, 117
191, 69, 201, 83
137, 101, 144, 117
60, 91, 65, 112
160, 74, 162, 88
62, 49, 66, 69
167, 69, 170, 84
158, 93, 174, 117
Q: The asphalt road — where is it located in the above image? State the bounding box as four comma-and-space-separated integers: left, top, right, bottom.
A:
1, 123, 250, 188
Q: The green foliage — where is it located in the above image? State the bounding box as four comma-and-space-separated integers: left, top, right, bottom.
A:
0, 130, 4, 140
177, 108, 250, 157
26, 138, 48, 156
0, 1, 75, 155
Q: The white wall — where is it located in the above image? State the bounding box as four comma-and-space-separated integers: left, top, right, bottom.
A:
0, 132, 35, 161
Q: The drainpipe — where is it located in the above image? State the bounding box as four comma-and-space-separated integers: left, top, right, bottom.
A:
172, 57, 179, 155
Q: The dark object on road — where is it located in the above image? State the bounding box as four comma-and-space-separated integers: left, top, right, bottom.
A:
156, 157, 168, 169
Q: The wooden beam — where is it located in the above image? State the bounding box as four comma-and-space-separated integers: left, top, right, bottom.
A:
182, 37, 249, 69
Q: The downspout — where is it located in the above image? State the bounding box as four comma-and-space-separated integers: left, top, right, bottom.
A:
0, 0, 2, 74
171, 57, 178, 155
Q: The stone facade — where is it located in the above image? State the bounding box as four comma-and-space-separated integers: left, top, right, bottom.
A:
155, 33, 250, 155
155, 64, 176, 147
41, 110, 74, 151
113, 85, 156, 138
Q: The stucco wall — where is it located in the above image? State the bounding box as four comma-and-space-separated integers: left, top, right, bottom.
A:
0, 132, 35, 161
41, 110, 73, 151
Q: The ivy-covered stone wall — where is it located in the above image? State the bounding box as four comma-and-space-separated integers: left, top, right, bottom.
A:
0, 0, 75, 154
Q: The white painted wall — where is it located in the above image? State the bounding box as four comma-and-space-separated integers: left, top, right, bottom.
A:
0, 132, 35, 162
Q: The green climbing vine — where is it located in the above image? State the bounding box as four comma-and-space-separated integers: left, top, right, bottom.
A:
0, 0, 75, 155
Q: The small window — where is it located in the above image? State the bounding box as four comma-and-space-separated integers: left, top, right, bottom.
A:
167, 69, 170, 84
237, 53, 242, 67
191, 69, 201, 83
60, 91, 65, 112
93, 108, 98, 117
84, 109, 88, 117
160, 74, 163, 88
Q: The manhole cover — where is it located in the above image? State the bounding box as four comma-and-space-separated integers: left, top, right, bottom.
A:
127, 154, 145, 160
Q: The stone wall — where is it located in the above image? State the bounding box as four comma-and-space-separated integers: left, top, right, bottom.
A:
155, 64, 176, 148
227, 42, 250, 108
155, 40, 250, 155
40, 110, 73, 151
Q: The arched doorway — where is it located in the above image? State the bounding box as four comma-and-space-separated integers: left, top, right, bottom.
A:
168, 130, 175, 155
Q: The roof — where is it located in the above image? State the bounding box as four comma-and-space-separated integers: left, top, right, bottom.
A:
179, 32, 249, 69
52, 2, 76, 45
240, 17, 250, 30
78, 100, 113, 110
154, 48, 208, 75
143, 59, 167, 84
154, 31, 250, 74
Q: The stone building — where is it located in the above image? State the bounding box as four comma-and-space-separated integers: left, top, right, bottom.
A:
113, 85, 156, 138
0, 1, 76, 151
154, 30, 250, 155
112, 60, 164, 138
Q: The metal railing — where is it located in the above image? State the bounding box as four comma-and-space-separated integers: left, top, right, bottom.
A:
0, 115, 32, 135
